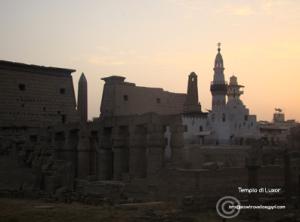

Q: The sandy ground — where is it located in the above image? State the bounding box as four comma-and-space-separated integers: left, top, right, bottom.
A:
0, 198, 206, 222
0, 198, 298, 222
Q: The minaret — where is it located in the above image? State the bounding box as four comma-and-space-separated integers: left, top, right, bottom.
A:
227, 75, 244, 102
210, 43, 227, 111
78, 73, 88, 122
183, 72, 202, 113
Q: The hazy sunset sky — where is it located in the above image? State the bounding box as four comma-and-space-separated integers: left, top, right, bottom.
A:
1, 0, 299, 121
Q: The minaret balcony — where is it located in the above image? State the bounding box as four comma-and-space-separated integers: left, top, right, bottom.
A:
210, 82, 228, 93
211, 81, 228, 85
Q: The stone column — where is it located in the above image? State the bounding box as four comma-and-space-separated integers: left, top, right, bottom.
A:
112, 127, 126, 180
170, 121, 185, 165
246, 163, 260, 220
63, 130, 78, 173
96, 127, 113, 180
53, 132, 65, 160
62, 131, 71, 161
146, 123, 164, 176
96, 149, 113, 180
298, 175, 300, 207
246, 142, 262, 219
89, 131, 98, 176
129, 125, 147, 178
77, 127, 90, 179
284, 149, 291, 202
247, 164, 260, 204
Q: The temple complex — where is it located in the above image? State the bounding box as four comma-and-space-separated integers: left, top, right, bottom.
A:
0, 45, 299, 207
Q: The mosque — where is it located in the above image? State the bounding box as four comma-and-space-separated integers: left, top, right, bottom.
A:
182, 43, 258, 145
99, 43, 258, 146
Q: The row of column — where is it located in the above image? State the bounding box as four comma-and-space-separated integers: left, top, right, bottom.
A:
52, 122, 185, 181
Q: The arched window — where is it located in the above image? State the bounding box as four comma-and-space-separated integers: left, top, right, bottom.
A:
184, 125, 188, 132
222, 113, 226, 122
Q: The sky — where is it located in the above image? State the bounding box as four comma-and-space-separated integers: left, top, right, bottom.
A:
0, 0, 299, 121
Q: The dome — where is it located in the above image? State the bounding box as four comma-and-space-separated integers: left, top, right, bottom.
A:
229, 75, 238, 85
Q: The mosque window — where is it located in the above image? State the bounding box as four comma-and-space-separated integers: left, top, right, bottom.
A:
222, 113, 226, 122
244, 115, 248, 121
184, 125, 188, 132
29, 135, 37, 142
163, 125, 167, 132
123, 95, 128, 101
156, 98, 161, 104
164, 138, 168, 146
61, 114, 66, 124
60, 88, 66, 94
199, 126, 203, 132
18, 84, 26, 91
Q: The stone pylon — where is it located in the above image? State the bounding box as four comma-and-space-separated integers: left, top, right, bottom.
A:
77, 126, 90, 179
78, 73, 88, 122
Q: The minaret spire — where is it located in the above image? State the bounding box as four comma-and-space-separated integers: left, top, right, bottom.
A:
210, 43, 227, 111
214, 42, 224, 74
78, 73, 88, 122
217, 42, 221, 52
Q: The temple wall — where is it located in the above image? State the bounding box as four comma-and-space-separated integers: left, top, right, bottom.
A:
182, 145, 250, 168
100, 76, 186, 117
0, 61, 78, 127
